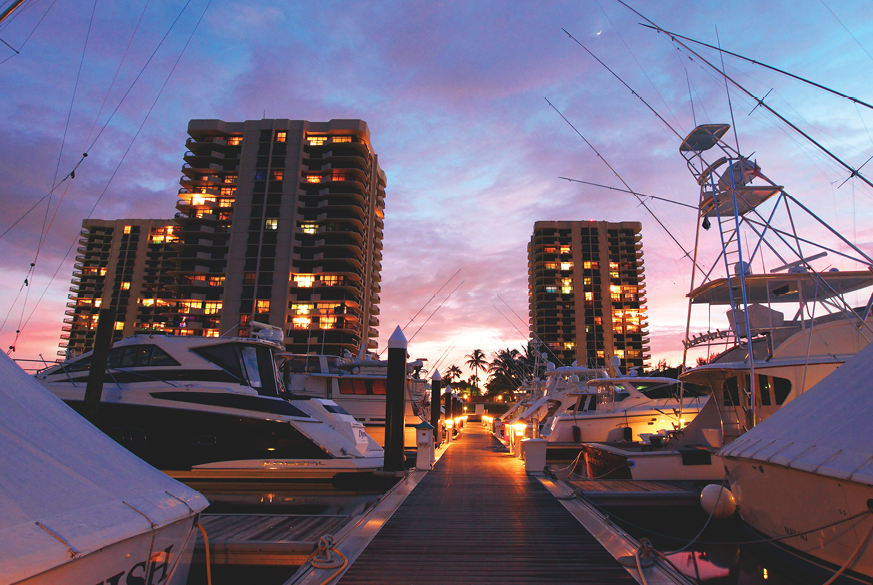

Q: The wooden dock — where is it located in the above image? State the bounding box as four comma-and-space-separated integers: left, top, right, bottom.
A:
565, 479, 702, 507
333, 425, 638, 584
194, 513, 351, 565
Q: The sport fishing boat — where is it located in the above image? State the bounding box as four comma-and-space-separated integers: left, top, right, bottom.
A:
34, 331, 385, 489
0, 351, 208, 585
718, 339, 873, 584
277, 352, 428, 449
580, 123, 873, 481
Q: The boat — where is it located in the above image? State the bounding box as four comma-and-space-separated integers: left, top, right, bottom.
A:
718, 338, 873, 583
0, 351, 208, 585
33, 330, 385, 490
578, 122, 873, 481
278, 352, 428, 450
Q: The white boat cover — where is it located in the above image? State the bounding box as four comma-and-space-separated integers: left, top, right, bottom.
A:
0, 353, 209, 583
719, 340, 873, 486
515, 396, 550, 422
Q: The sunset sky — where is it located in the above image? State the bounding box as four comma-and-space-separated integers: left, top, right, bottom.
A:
1, 0, 872, 377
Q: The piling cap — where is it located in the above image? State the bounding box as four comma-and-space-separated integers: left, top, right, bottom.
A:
388, 326, 407, 349
415, 421, 434, 430
431, 369, 441, 381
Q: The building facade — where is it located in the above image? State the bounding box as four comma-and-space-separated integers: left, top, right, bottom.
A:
528, 221, 649, 371
61, 119, 385, 358
63, 219, 178, 356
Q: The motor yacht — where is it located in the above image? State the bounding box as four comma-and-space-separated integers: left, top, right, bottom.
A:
34, 332, 385, 489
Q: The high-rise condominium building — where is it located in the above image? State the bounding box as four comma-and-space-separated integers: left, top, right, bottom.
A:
61, 119, 385, 358
63, 219, 179, 356
528, 220, 649, 371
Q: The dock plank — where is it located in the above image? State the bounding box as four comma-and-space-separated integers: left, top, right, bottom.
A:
338, 426, 635, 584
566, 478, 702, 506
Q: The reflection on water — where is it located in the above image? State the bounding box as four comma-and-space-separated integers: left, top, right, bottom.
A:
604, 506, 803, 584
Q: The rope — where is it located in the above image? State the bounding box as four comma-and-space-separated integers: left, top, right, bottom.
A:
195, 523, 211, 585
822, 518, 873, 585
307, 534, 348, 585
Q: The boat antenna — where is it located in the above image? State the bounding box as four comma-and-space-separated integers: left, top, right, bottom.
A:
616, 0, 873, 191
545, 97, 695, 266
637, 24, 873, 112
716, 25, 741, 155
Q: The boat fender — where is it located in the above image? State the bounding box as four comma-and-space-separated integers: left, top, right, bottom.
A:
572, 425, 581, 443
700, 484, 736, 519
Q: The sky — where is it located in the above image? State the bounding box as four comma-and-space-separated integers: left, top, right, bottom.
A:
1, 0, 872, 378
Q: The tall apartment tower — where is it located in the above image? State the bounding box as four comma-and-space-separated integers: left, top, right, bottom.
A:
177, 119, 385, 356
63, 219, 178, 356
528, 220, 649, 371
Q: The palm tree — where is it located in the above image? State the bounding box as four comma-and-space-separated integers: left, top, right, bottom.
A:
488, 348, 522, 391
465, 349, 488, 392
445, 365, 463, 384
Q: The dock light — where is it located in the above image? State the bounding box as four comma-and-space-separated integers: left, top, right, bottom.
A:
266, 447, 276, 451
512, 423, 527, 432
680, 418, 686, 425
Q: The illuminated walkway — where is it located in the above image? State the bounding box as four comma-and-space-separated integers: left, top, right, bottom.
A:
339, 424, 635, 584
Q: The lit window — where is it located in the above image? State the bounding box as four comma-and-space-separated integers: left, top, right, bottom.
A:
611, 271, 620, 279
560, 262, 573, 271
209, 276, 225, 286
320, 316, 337, 329
255, 171, 266, 180
585, 292, 593, 301
220, 187, 235, 196
543, 247, 556, 254
594, 317, 602, 325
615, 349, 625, 359
179, 300, 203, 312
308, 136, 327, 146
276, 131, 286, 143
320, 275, 339, 286
227, 136, 242, 145
330, 173, 352, 182
611, 285, 621, 301
306, 175, 322, 183
596, 350, 605, 358
218, 198, 234, 208
610, 262, 619, 270
560, 246, 571, 254
265, 218, 278, 230
204, 329, 220, 337
545, 286, 557, 293
114, 322, 124, 330
584, 261, 598, 270
204, 301, 222, 315
140, 298, 155, 307
583, 277, 592, 286
123, 225, 131, 234
224, 174, 237, 183
292, 316, 311, 329
120, 282, 130, 290
564, 342, 575, 350
291, 303, 312, 315
544, 263, 557, 270
99, 267, 107, 276
293, 274, 315, 288
255, 300, 270, 313
243, 272, 256, 285
332, 136, 352, 143
562, 285, 573, 294
94, 299, 102, 307
272, 170, 284, 181
301, 223, 317, 234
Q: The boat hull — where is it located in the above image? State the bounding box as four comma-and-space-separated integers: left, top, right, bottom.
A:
580, 443, 726, 481
17, 516, 198, 585
723, 456, 873, 582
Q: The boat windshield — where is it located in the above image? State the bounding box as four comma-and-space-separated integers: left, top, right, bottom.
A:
194, 343, 281, 397
633, 381, 701, 399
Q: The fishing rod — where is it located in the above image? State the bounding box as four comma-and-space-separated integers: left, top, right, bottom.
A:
638, 23, 873, 112
401, 268, 461, 332
406, 279, 465, 345
617, 0, 873, 191
559, 177, 699, 210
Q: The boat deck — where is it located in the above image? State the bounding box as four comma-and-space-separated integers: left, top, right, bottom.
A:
336, 425, 637, 584
194, 513, 350, 565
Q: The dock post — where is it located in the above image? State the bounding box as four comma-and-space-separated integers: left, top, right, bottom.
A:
444, 383, 453, 443
430, 370, 442, 446
384, 326, 407, 472
83, 307, 116, 424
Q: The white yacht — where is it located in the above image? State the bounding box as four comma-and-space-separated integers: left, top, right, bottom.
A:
719, 340, 873, 583
34, 333, 385, 488
0, 352, 208, 585
278, 353, 428, 449
579, 123, 873, 481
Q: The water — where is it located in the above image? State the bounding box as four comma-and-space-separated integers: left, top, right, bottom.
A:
604, 505, 808, 584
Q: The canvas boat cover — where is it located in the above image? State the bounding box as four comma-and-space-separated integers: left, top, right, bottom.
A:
719, 340, 873, 486
0, 353, 209, 583
514, 396, 550, 422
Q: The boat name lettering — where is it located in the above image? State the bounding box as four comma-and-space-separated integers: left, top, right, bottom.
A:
261, 460, 325, 467
96, 544, 174, 585
783, 526, 808, 542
